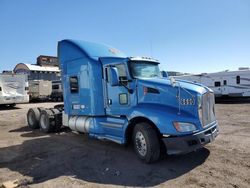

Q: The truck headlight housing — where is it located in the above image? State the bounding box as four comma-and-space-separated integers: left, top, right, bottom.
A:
173, 122, 197, 132
198, 94, 203, 125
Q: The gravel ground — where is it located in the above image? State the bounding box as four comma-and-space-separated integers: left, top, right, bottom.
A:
0, 102, 249, 188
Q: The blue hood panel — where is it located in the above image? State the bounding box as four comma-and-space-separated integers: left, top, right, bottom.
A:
138, 78, 207, 94
136, 78, 208, 118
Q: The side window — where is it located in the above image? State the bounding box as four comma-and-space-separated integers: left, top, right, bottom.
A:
214, 81, 221, 87
115, 64, 127, 80
223, 80, 227, 85
52, 85, 59, 89
69, 76, 79, 93
105, 64, 128, 82
236, 76, 240, 84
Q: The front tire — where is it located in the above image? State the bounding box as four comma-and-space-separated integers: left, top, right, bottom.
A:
132, 122, 161, 163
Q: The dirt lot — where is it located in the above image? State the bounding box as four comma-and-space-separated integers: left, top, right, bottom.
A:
0, 102, 249, 188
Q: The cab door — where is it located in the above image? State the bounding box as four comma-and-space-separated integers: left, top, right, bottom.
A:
103, 63, 135, 116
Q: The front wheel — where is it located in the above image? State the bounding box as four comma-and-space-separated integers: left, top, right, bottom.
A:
132, 122, 161, 163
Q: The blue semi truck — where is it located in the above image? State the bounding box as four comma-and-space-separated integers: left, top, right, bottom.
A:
27, 39, 219, 163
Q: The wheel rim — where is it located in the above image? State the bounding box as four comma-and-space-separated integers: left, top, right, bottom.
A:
135, 131, 147, 157
40, 113, 48, 129
28, 112, 35, 125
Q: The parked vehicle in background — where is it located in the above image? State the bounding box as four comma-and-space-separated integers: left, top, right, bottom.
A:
27, 40, 218, 163
29, 80, 52, 101
0, 73, 29, 106
175, 68, 250, 98
51, 80, 63, 101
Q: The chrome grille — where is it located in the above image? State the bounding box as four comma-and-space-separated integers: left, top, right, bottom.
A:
201, 92, 216, 127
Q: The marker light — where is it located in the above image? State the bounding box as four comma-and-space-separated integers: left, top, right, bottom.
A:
143, 86, 148, 95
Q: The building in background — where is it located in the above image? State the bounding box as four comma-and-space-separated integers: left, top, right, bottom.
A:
2, 70, 13, 74
37, 55, 58, 67
13, 55, 60, 81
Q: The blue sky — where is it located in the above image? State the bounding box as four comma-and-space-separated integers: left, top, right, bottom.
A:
0, 0, 249, 73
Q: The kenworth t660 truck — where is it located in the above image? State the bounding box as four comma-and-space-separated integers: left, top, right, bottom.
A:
27, 39, 219, 163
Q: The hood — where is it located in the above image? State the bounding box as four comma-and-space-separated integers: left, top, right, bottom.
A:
138, 78, 208, 94
136, 77, 210, 117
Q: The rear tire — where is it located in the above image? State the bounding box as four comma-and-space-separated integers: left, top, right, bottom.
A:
37, 107, 45, 112
27, 108, 40, 129
132, 122, 161, 163
39, 109, 55, 133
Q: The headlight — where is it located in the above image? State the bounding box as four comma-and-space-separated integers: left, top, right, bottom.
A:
173, 122, 197, 132
197, 94, 202, 109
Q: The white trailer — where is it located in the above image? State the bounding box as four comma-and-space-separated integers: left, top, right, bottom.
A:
51, 80, 63, 101
0, 73, 29, 106
29, 80, 52, 101
175, 68, 250, 97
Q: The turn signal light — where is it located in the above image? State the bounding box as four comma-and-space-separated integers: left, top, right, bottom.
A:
143, 87, 148, 95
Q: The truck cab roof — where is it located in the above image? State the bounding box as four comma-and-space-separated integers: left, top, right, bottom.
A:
58, 39, 127, 62
128, 56, 159, 63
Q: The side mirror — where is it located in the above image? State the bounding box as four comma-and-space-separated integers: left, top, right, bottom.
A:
162, 71, 168, 78
169, 76, 176, 87
110, 67, 119, 86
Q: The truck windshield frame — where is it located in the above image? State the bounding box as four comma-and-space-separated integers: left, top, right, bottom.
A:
128, 61, 161, 79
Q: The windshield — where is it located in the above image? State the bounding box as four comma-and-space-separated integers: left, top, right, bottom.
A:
129, 61, 161, 78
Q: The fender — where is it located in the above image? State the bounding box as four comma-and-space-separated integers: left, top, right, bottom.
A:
126, 103, 201, 136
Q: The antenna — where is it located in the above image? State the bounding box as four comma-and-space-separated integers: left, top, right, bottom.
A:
150, 40, 153, 58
